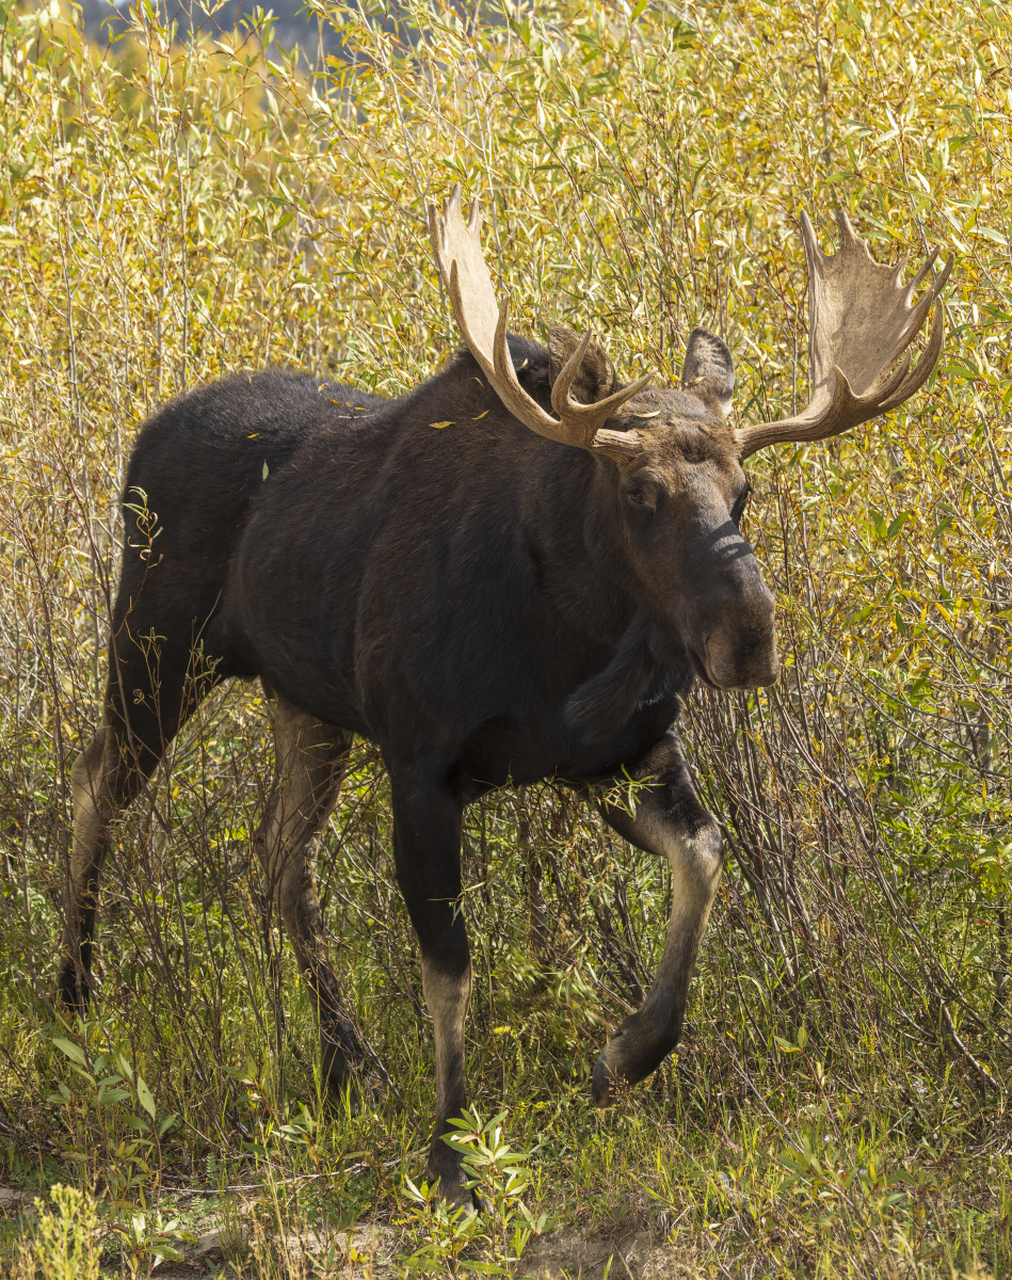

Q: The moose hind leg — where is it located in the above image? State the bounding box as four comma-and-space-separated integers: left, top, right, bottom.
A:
58, 687, 184, 1012
260, 699, 360, 1097
592, 729, 724, 1104
58, 728, 117, 1012
59, 561, 227, 1015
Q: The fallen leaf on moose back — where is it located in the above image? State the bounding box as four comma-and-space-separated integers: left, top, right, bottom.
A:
430, 420, 454, 429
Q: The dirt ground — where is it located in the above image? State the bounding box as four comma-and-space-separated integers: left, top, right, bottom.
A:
2, 1185, 710, 1279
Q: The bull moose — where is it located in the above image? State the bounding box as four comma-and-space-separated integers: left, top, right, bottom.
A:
60, 188, 950, 1198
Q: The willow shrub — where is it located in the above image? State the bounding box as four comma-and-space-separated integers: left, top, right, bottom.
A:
0, 0, 1009, 1218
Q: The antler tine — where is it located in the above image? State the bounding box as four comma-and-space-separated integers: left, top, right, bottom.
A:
430, 184, 581, 447
550, 331, 654, 438
551, 327, 595, 416
735, 211, 952, 460
836, 208, 862, 251
905, 250, 935, 292
429, 185, 651, 451
925, 249, 953, 295
487, 292, 579, 445
890, 251, 911, 286
878, 299, 945, 413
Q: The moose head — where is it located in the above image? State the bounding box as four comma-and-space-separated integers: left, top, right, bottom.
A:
430, 188, 951, 695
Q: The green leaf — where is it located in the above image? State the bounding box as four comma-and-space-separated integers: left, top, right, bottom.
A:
158, 1113, 179, 1137
98, 1088, 132, 1106
149, 1245, 185, 1263
53, 1038, 87, 1067
886, 512, 911, 539
136, 1076, 156, 1120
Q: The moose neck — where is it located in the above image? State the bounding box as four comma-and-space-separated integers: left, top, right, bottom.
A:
514, 432, 694, 757
518, 438, 636, 645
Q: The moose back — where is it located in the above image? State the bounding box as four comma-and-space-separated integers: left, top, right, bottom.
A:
60, 189, 949, 1197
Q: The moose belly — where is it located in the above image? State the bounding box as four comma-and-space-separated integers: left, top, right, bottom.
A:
447, 691, 685, 803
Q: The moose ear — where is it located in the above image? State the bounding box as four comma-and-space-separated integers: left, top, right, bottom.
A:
548, 326, 618, 404
681, 327, 735, 421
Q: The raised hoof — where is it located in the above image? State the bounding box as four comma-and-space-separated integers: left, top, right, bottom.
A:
591, 1052, 625, 1107
591, 1028, 674, 1106
322, 1036, 378, 1111
425, 1144, 476, 1211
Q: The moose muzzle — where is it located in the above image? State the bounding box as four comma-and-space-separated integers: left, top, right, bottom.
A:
696, 579, 779, 689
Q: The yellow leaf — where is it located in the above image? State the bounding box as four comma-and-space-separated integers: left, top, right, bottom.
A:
430, 421, 454, 429
472, 410, 490, 420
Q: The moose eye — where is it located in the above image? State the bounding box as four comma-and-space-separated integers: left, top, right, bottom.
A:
626, 489, 646, 506
730, 480, 753, 525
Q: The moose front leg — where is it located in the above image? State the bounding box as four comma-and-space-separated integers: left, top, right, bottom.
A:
389, 775, 472, 1201
592, 730, 723, 1104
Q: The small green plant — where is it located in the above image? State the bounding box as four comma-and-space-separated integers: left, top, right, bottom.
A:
41, 1035, 192, 1273
397, 1182, 486, 1278
14, 1184, 100, 1280
398, 1110, 550, 1277
108, 1207, 191, 1277
47, 1033, 177, 1205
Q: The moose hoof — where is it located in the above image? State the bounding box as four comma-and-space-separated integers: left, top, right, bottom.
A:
324, 1068, 379, 1117
424, 1160, 475, 1210
591, 1027, 676, 1106
57, 963, 92, 1017
322, 1040, 377, 1111
591, 1050, 626, 1107
436, 1178, 481, 1212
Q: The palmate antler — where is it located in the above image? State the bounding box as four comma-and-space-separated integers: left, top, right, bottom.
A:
430, 187, 951, 458
428, 186, 652, 452
734, 212, 953, 458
